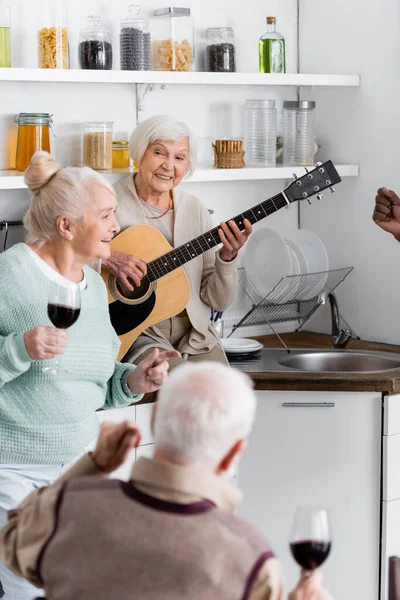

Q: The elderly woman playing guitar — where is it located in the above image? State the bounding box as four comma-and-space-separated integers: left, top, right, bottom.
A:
103, 115, 252, 369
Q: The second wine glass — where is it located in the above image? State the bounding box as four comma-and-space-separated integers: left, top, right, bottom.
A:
42, 283, 81, 375
289, 505, 332, 572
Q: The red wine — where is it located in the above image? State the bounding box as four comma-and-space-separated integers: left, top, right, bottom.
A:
48, 304, 81, 329
290, 540, 331, 570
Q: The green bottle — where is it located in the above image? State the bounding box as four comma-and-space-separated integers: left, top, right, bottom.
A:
0, 2, 11, 68
259, 16, 285, 74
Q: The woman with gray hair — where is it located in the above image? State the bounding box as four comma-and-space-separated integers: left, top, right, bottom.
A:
0, 151, 178, 599
105, 115, 253, 369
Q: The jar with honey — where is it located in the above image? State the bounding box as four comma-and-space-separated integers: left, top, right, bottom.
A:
14, 113, 54, 172
112, 141, 130, 169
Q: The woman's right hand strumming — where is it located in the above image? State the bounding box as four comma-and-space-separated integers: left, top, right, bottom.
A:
103, 251, 147, 292
24, 326, 69, 360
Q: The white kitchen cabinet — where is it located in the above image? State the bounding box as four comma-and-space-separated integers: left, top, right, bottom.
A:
238, 390, 381, 600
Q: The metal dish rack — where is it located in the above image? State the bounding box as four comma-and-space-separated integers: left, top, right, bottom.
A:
229, 266, 354, 339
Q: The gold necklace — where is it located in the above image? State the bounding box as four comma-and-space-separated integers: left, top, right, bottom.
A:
144, 193, 173, 220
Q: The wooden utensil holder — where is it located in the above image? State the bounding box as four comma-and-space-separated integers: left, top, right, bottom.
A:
212, 139, 245, 169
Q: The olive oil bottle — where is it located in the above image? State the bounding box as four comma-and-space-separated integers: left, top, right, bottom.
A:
259, 16, 285, 74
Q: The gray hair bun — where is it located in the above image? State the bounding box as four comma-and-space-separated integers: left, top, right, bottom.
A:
24, 151, 63, 193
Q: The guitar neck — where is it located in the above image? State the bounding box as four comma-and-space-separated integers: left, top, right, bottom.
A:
146, 191, 289, 283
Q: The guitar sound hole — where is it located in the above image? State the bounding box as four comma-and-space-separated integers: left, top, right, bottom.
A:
116, 275, 151, 301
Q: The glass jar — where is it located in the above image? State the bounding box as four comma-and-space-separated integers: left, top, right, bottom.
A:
82, 122, 113, 170
244, 99, 276, 167
205, 27, 235, 73
259, 16, 285, 74
79, 15, 112, 70
0, 1, 11, 68
38, 0, 69, 69
14, 113, 53, 172
112, 141, 130, 169
282, 100, 316, 166
120, 4, 151, 71
152, 7, 194, 71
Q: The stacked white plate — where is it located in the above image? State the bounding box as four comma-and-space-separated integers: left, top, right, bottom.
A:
243, 227, 329, 302
221, 338, 263, 358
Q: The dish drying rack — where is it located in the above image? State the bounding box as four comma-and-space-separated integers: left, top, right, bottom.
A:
229, 267, 354, 345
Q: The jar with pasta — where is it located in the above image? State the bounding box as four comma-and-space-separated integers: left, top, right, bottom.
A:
151, 7, 194, 72
82, 122, 113, 170
38, 0, 69, 69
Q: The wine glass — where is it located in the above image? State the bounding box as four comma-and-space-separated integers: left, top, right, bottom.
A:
42, 284, 81, 375
289, 506, 332, 572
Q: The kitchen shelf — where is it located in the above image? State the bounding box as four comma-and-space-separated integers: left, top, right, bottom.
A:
0, 164, 359, 190
0, 68, 360, 87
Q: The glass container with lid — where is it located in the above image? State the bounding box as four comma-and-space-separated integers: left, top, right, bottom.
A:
282, 100, 316, 166
38, 0, 69, 69
259, 16, 285, 74
152, 7, 194, 71
120, 4, 151, 71
14, 113, 54, 172
79, 15, 112, 70
0, 2, 11, 68
112, 141, 130, 169
205, 27, 235, 73
244, 99, 276, 167
82, 121, 113, 170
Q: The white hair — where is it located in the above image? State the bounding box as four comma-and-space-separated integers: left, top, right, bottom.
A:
128, 115, 196, 177
23, 151, 115, 246
154, 362, 257, 466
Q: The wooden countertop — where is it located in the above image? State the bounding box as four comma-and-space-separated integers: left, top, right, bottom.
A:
245, 331, 400, 393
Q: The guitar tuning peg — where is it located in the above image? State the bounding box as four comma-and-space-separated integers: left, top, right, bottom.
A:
292, 173, 298, 179
304, 167, 309, 173
315, 161, 322, 167
316, 193, 324, 200
329, 186, 335, 194
307, 198, 313, 205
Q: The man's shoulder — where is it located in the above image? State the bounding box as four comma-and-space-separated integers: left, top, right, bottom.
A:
214, 508, 274, 555
65, 476, 122, 495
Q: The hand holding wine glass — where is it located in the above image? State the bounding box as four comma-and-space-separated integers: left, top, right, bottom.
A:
42, 283, 81, 374
288, 506, 333, 600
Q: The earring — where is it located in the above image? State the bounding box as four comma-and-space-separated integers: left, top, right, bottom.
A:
68, 234, 73, 240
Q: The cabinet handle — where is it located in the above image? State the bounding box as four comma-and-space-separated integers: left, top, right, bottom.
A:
282, 402, 336, 408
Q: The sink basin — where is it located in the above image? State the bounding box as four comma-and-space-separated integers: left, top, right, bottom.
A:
278, 351, 400, 373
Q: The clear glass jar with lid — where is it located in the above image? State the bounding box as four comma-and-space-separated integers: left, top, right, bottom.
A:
82, 121, 113, 170
112, 141, 130, 169
79, 16, 112, 70
151, 7, 194, 71
38, 0, 69, 69
0, 1, 11, 68
14, 113, 54, 172
282, 100, 316, 166
205, 27, 235, 73
244, 99, 276, 167
120, 4, 151, 71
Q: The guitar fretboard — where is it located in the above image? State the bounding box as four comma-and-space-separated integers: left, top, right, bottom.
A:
146, 192, 288, 283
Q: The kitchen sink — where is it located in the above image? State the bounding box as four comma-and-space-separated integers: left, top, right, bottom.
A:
228, 348, 400, 374
278, 351, 400, 372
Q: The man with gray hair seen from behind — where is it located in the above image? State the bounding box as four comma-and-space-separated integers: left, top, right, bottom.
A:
0, 362, 333, 598
0, 362, 284, 600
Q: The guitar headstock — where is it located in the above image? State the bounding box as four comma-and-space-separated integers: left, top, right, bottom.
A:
284, 161, 341, 204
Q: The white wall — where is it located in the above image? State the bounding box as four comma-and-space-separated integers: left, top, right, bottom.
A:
1, 0, 302, 330
299, 0, 400, 343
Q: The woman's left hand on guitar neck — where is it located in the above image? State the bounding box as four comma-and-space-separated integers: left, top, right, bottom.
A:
218, 219, 253, 262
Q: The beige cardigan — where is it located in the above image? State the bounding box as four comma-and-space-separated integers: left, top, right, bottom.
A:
113, 175, 238, 362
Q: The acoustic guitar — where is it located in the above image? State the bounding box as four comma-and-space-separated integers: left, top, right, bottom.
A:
102, 161, 341, 360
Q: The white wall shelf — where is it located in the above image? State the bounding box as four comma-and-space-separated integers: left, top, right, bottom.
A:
0, 164, 359, 190
0, 68, 360, 87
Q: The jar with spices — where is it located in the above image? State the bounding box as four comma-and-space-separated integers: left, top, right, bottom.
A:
79, 16, 112, 70
205, 27, 235, 73
14, 113, 54, 172
112, 141, 130, 169
0, 1, 11, 68
120, 5, 151, 71
38, 0, 69, 69
152, 7, 194, 72
82, 122, 113, 170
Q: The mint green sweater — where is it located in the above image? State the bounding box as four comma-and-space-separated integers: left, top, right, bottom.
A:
0, 244, 141, 465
